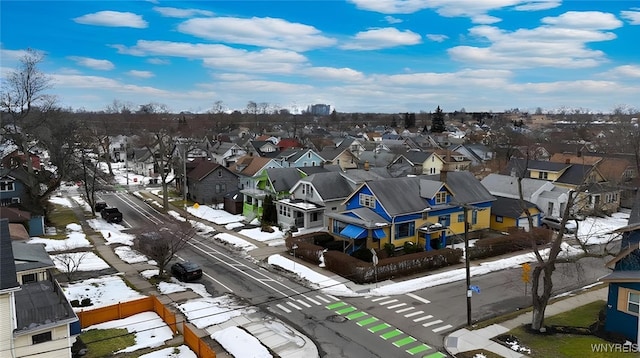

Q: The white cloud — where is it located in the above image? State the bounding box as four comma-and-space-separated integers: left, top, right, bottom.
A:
426, 33, 449, 42
177, 17, 336, 52
384, 15, 403, 24
73, 11, 148, 28
127, 70, 155, 78
51, 74, 170, 95
153, 6, 214, 18
68, 56, 115, 70
304, 67, 366, 82
341, 27, 421, 50
348, 0, 560, 24
448, 11, 622, 70
600, 65, 640, 79
621, 10, 640, 25
542, 11, 623, 29
147, 58, 170, 65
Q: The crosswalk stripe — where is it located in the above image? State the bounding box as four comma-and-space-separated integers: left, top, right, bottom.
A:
393, 336, 417, 347
296, 299, 312, 308
325, 294, 339, 301
406, 344, 431, 355
306, 297, 321, 305
422, 319, 443, 327
379, 299, 399, 306
404, 310, 424, 318
406, 293, 431, 304
413, 315, 433, 322
432, 324, 453, 333
396, 307, 414, 313
326, 302, 347, 310
371, 296, 390, 302
388, 303, 407, 310
286, 301, 302, 310
276, 304, 291, 313
315, 295, 330, 303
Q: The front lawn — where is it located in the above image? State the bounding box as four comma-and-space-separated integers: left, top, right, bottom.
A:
80, 328, 135, 357
501, 301, 625, 358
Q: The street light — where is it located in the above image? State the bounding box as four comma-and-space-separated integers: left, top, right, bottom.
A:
292, 244, 299, 271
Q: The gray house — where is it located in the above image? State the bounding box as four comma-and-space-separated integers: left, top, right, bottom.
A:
187, 160, 238, 205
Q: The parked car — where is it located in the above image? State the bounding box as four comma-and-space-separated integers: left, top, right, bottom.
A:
541, 216, 577, 234
171, 261, 203, 282
94, 201, 107, 212
101, 207, 123, 223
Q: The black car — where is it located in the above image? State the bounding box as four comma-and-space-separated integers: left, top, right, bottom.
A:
94, 201, 107, 212
171, 261, 203, 282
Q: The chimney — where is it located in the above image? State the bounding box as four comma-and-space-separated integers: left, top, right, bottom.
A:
364, 161, 370, 171
440, 169, 448, 182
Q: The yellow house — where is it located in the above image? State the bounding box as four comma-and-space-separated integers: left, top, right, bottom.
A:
489, 196, 542, 232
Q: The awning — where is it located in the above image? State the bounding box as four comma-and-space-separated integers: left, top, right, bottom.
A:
373, 228, 386, 239
340, 224, 367, 239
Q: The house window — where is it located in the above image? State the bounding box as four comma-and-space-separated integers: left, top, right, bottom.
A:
395, 222, 415, 239
628, 292, 640, 314
457, 214, 464, 223
308, 152, 311, 158
496, 216, 504, 223
359, 194, 375, 208
332, 220, 347, 234
246, 196, 252, 204
435, 192, 447, 204
32, 331, 52, 344
472, 210, 478, 225
538, 171, 548, 179
302, 184, 314, 196
22, 273, 37, 284
438, 215, 450, 227
430, 167, 436, 174
218, 170, 222, 177
0, 181, 15, 192
311, 212, 319, 221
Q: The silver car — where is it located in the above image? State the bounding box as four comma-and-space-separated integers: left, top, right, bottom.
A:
541, 216, 577, 234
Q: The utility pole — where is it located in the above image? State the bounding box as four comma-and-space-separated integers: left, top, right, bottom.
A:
464, 206, 472, 327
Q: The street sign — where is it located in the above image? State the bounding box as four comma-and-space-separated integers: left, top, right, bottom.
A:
370, 248, 379, 266
470, 285, 481, 294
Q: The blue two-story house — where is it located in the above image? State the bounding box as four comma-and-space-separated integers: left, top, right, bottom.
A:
325, 171, 495, 254
274, 148, 325, 168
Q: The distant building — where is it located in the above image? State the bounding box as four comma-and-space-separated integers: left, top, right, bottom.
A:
307, 104, 331, 116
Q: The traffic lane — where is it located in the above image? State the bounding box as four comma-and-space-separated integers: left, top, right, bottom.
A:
96, 191, 166, 228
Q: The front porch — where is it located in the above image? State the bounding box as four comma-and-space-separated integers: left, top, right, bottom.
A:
277, 198, 325, 231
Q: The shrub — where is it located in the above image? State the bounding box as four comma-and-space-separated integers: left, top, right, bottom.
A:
81, 298, 92, 307
70, 299, 80, 307
403, 241, 419, 254
383, 243, 395, 257
352, 248, 373, 262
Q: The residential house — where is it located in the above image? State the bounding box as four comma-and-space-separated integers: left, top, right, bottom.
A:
600, 194, 640, 342
481, 173, 570, 218
387, 151, 432, 177
186, 160, 238, 205
131, 148, 156, 178
0, 169, 45, 235
434, 149, 472, 172
230, 156, 282, 220
449, 143, 495, 167
277, 138, 303, 151
275, 148, 325, 168
325, 171, 495, 254
1, 149, 42, 172
277, 168, 389, 231
356, 150, 396, 173
0, 219, 79, 358
246, 140, 280, 158
208, 141, 246, 168
319, 141, 359, 171
241, 167, 305, 220
503, 158, 620, 215
489, 196, 541, 232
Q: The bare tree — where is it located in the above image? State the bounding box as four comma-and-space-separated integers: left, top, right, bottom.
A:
53, 248, 89, 282
132, 221, 198, 277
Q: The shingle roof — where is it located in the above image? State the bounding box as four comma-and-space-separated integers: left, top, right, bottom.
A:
425, 171, 496, 205
304, 172, 355, 200
187, 161, 222, 181
0, 219, 20, 291
555, 163, 596, 185
265, 167, 303, 192
481, 173, 550, 199
491, 196, 538, 218
12, 242, 55, 272
402, 151, 431, 165
231, 155, 277, 176
365, 177, 430, 216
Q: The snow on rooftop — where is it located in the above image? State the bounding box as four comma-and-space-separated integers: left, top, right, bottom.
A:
211, 326, 272, 358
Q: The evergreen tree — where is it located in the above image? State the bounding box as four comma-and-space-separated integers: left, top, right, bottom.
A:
262, 195, 278, 225
431, 106, 446, 133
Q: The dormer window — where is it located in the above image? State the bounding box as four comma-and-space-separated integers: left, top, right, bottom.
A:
435, 192, 447, 204
538, 171, 548, 179
0, 180, 15, 192
359, 194, 375, 208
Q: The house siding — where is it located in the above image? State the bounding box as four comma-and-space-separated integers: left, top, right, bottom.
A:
189, 168, 237, 204
605, 282, 640, 341
0, 176, 25, 205
1, 293, 17, 355
14, 324, 73, 358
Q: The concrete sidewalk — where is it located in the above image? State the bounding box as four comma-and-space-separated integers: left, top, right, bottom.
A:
444, 287, 609, 357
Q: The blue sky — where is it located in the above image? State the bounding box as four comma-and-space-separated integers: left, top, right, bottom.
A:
1, 0, 639, 114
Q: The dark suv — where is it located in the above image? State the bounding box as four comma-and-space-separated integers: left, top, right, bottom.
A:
94, 201, 107, 212
171, 261, 203, 282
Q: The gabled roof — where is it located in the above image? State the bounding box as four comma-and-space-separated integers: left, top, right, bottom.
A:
319, 140, 352, 161
401, 151, 431, 165
0, 219, 20, 291
231, 155, 279, 176
276, 148, 319, 163
0, 207, 32, 222
555, 163, 598, 185
549, 153, 602, 166
425, 171, 496, 205
503, 158, 570, 176
12, 242, 55, 272
265, 167, 303, 192
210, 141, 239, 155
419, 180, 446, 199
187, 161, 225, 181
491, 196, 538, 218
341, 168, 390, 184
597, 157, 634, 181
299, 172, 355, 200
277, 138, 302, 150
481, 173, 554, 199
361, 176, 431, 216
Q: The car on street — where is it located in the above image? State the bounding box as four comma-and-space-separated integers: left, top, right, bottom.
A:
541, 216, 578, 234
171, 261, 203, 282
94, 201, 107, 212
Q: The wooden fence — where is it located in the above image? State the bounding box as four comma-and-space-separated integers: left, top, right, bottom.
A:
76, 296, 215, 358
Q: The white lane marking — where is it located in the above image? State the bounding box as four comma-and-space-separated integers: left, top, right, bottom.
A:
422, 320, 443, 327
176, 255, 233, 292
371, 296, 390, 302
388, 303, 407, 310
325, 294, 339, 301
432, 324, 453, 333
413, 315, 433, 322
405, 310, 424, 318
406, 293, 431, 304
396, 307, 414, 313
379, 299, 399, 306
306, 297, 321, 305
276, 304, 291, 313
296, 299, 312, 308
315, 295, 331, 303
286, 301, 302, 310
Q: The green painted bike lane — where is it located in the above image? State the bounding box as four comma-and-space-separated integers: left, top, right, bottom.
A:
326, 301, 448, 357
